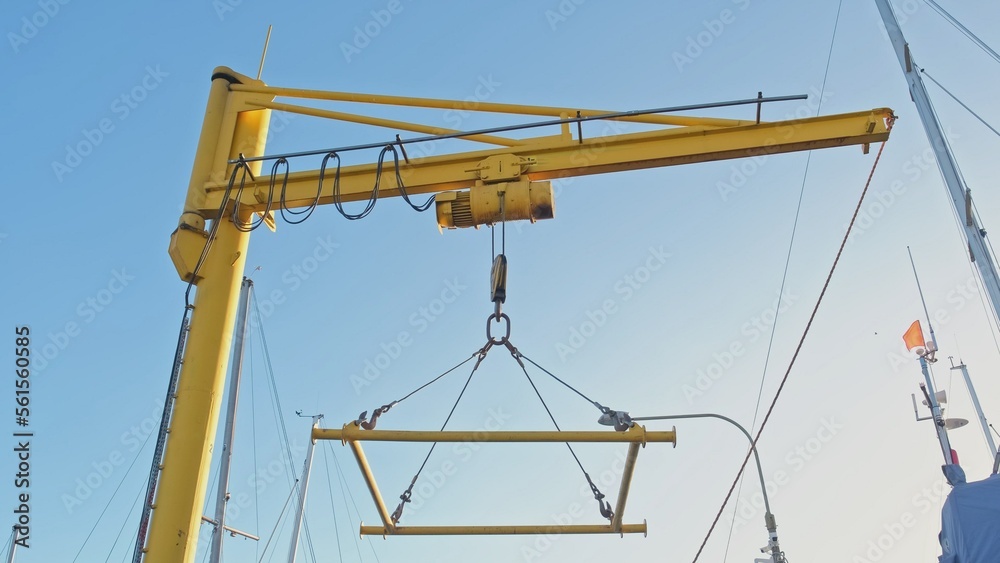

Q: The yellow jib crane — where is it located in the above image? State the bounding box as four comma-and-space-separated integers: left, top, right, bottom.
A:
143, 65, 892, 562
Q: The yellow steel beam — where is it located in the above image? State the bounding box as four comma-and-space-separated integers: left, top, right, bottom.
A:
147, 69, 270, 563
359, 523, 648, 537
612, 442, 641, 533
198, 108, 892, 215
316, 424, 676, 444
246, 99, 526, 147
228, 83, 756, 128
348, 440, 395, 530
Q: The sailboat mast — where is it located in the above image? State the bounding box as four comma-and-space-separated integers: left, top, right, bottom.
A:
287, 415, 322, 563
5, 527, 17, 563
208, 277, 254, 563
874, 0, 1000, 327
949, 358, 1000, 461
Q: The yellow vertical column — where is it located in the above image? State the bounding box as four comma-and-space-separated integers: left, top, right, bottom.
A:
146, 75, 270, 562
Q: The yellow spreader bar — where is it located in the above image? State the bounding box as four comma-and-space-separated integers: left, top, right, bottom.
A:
359, 523, 648, 537
312, 423, 675, 537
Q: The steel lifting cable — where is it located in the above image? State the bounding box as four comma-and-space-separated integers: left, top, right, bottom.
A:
519, 353, 615, 416
353, 351, 480, 431
506, 346, 614, 520
689, 120, 894, 563
389, 346, 490, 524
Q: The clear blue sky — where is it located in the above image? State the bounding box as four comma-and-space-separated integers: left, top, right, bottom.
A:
4, 1, 1000, 562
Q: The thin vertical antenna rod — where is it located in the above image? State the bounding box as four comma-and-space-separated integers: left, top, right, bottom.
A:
257, 25, 273, 81
908, 246, 938, 349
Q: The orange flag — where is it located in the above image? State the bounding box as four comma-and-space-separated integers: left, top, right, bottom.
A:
903, 320, 925, 351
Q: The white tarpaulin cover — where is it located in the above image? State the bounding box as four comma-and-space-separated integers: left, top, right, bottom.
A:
939, 473, 1000, 563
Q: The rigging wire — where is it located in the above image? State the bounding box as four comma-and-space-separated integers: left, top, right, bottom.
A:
302, 513, 319, 563
121, 522, 141, 563
72, 415, 157, 562
920, 0, 1000, 66
329, 443, 365, 563
690, 124, 893, 563
105, 482, 147, 563
392, 352, 480, 406
249, 332, 262, 562
250, 287, 321, 559
520, 354, 610, 413
203, 453, 223, 524
724, 3, 844, 558
257, 486, 298, 563
330, 442, 381, 563
251, 290, 300, 486
320, 442, 345, 563
920, 69, 1000, 139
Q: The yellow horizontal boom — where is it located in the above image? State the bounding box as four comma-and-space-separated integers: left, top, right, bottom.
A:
198, 108, 892, 215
